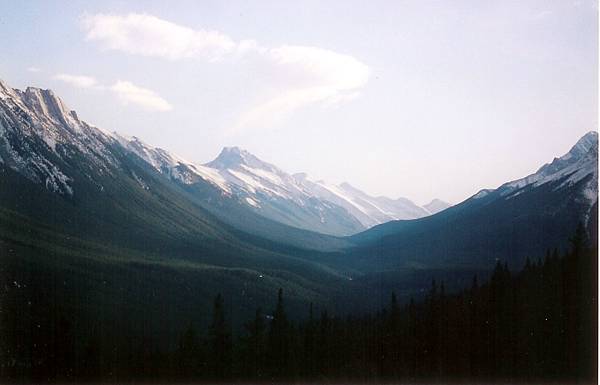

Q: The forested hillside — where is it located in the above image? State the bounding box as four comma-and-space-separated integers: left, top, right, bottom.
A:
2, 226, 595, 383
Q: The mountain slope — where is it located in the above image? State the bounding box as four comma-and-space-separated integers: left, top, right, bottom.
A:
0, 78, 345, 254
0, 79, 361, 329
111, 135, 353, 249
348, 131, 598, 272
111, 137, 366, 236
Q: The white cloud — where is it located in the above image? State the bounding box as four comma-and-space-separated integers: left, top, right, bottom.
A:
53, 72, 171, 112
81, 13, 370, 131
27, 67, 41, 73
81, 13, 235, 61
110, 81, 173, 112
54, 73, 98, 88
233, 45, 370, 132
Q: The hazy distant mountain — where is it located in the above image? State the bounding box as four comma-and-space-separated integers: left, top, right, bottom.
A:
115, 135, 449, 235
203, 146, 450, 232
423, 198, 452, 214
203, 146, 365, 235
293, 176, 442, 227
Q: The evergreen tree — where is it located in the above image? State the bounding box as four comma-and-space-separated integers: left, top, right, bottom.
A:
407, 298, 418, 380
268, 288, 290, 378
240, 307, 267, 379
208, 293, 232, 380
177, 322, 202, 379
384, 292, 401, 378
81, 331, 101, 380
53, 314, 74, 381
302, 303, 317, 378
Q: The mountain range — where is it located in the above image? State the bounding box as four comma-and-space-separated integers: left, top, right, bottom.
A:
115, 135, 451, 236
0, 78, 358, 338
0, 77, 597, 341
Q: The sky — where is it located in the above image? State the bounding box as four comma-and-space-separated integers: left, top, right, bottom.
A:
0, 0, 597, 204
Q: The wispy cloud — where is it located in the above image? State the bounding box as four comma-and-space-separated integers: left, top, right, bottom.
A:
53, 72, 171, 112
80, 13, 370, 131
110, 81, 173, 111
81, 13, 235, 61
234, 45, 369, 132
27, 66, 42, 73
54, 73, 98, 88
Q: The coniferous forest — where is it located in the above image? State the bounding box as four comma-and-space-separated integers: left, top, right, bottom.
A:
1, 227, 597, 384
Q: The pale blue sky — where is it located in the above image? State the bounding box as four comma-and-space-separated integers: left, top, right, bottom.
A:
0, 0, 597, 204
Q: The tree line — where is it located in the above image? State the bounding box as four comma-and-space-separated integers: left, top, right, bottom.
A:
2, 226, 597, 383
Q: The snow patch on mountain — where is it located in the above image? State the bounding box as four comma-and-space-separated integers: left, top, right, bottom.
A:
500, 131, 598, 205
201, 146, 450, 228
245, 196, 260, 208
114, 134, 230, 192
0, 79, 120, 195
297, 179, 439, 227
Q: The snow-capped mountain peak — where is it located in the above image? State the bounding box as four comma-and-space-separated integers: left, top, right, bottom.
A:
208, 146, 248, 168
498, 131, 597, 206
203, 147, 449, 231
205, 146, 278, 173
564, 131, 598, 160
292, 172, 309, 182
0, 79, 19, 100
532, 131, 597, 178
0, 79, 119, 196
23, 87, 71, 121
